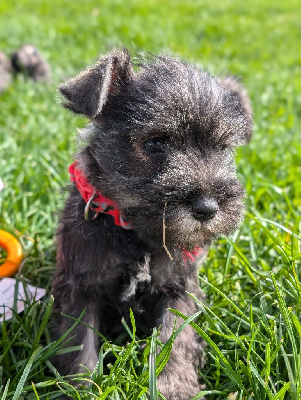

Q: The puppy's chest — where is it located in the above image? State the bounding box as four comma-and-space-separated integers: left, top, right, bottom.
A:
119, 254, 152, 304
118, 253, 188, 306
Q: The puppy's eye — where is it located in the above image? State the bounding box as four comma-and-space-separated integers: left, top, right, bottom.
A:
144, 138, 165, 154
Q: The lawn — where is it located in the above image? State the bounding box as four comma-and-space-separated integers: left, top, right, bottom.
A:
0, 0, 300, 399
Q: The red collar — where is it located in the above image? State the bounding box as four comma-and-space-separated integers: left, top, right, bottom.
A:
69, 162, 133, 229
69, 162, 202, 262
182, 246, 203, 263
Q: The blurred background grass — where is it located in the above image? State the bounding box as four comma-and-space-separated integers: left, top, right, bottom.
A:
0, 0, 300, 398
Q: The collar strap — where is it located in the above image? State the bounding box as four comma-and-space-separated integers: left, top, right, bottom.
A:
182, 246, 203, 263
69, 162, 133, 229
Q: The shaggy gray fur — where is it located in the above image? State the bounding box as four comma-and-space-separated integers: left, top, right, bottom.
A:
52, 49, 252, 399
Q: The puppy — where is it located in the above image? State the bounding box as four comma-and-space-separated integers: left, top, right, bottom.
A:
52, 49, 252, 399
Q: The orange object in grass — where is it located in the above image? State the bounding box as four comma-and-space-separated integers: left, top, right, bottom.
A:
0, 230, 23, 277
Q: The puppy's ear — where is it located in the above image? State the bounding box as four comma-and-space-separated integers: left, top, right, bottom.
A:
219, 76, 252, 143
58, 49, 134, 119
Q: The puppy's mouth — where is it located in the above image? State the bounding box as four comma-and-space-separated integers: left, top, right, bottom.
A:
160, 195, 244, 249
118, 188, 244, 249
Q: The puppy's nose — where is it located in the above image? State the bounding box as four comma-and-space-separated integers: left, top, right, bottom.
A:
191, 197, 219, 221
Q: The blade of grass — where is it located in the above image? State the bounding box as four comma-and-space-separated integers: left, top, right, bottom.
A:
11, 296, 54, 387
12, 346, 42, 400
199, 277, 250, 323
0, 379, 10, 400
149, 328, 158, 400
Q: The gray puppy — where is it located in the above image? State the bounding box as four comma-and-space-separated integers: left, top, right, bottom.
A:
52, 49, 252, 399
11, 44, 50, 81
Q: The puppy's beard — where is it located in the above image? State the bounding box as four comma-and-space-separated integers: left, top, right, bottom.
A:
164, 215, 217, 249
119, 194, 244, 250
157, 202, 244, 250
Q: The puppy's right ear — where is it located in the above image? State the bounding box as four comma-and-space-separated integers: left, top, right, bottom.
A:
58, 49, 134, 119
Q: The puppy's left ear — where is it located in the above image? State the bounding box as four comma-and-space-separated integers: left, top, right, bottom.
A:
219, 76, 253, 143
58, 49, 134, 119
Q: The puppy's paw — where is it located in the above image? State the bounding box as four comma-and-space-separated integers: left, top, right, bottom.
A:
157, 376, 202, 400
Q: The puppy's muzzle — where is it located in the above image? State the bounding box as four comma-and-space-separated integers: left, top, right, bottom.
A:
191, 196, 219, 222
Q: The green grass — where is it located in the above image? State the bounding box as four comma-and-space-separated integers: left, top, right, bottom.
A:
0, 0, 300, 399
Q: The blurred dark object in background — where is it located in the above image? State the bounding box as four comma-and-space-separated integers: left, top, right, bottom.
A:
11, 44, 50, 82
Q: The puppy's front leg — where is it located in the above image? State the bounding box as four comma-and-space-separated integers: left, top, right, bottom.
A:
53, 284, 100, 375
156, 294, 204, 400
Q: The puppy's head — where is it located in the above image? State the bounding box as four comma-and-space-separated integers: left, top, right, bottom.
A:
59, 49, 252, 250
